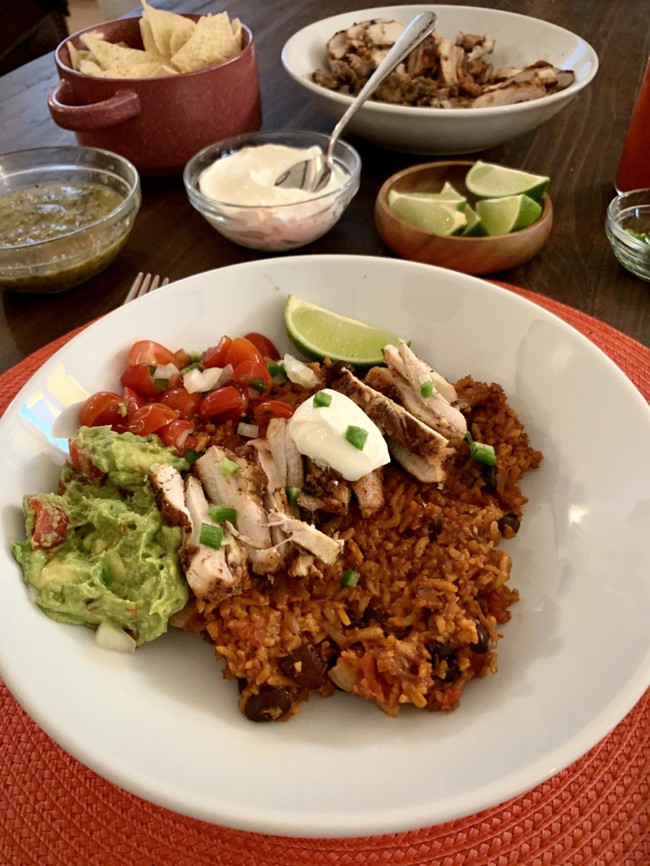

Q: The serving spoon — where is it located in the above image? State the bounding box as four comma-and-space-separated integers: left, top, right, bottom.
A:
275, 10, 437, 193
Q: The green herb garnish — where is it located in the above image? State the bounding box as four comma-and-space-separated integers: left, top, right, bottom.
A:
345, 425, 368, 451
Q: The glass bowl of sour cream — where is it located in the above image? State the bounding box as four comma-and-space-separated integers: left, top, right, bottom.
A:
183, 130, 361, 251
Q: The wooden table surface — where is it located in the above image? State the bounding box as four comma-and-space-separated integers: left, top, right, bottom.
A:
1, 0, 649, 377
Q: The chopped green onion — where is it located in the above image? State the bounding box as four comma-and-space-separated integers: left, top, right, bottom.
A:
154, 378, 169, 391
341, 569, 360, 587
249, 377, 268, 394
345, 425, 368, 451
181, 361, 202, 375
466, 431, 496, 466
313, 390, 332, 408
209, 505, 237, 523
420, 380, 435, 398
200, 523, 223, 549
184, 448, 200, 466
189, 351, 202, 363
267, 361, 286, 379
219, 457, 239, 477
285, 486, 301, 506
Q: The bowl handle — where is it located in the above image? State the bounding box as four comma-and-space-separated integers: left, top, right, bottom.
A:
48, 80, 141, 131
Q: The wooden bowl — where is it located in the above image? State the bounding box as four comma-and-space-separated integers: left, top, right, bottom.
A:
375, 161, 553, 275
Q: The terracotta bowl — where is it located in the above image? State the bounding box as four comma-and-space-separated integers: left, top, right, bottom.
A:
375, 161, 553, 275
48, 15, 262, 176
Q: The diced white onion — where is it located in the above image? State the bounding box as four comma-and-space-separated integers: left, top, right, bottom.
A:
217, 363, 234, 386
153, 362, 180, 379
95, 622, 136, 654
237, 422, 260, 438
183, 367, 224, 394
283, 354, 319, 388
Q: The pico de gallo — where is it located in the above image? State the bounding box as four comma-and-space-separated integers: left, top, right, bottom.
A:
77, 332, 309, 458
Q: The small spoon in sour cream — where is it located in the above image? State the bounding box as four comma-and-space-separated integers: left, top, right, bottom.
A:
275, 11, 437, 194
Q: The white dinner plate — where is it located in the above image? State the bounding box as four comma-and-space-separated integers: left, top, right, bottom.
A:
0, 255, 648, 838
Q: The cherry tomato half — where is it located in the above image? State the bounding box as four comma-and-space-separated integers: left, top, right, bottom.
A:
160, 387, 202, 419
232, 359, 273, 396
128, 340, 180, 368
68, 439, 105, 482
201, 336, 232, 369
243, 332, 281, 361
253, 400, 295, 420
199, 385, 244, 419
127, 403, 179, 435
78, 391, 124, 429
122, 386, 144, 419
120, 364, 160, 400
224, 337, 264, 369
157, 418, 194, 452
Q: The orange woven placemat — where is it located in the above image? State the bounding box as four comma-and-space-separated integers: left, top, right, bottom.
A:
1, 287, 648, 866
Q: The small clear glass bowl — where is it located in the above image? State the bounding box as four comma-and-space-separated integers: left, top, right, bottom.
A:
606, 188, 650, 282
0, 146, 140, 294
183, 130, 361, 252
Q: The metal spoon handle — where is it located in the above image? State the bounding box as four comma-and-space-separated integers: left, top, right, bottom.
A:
326, 11, 437, 161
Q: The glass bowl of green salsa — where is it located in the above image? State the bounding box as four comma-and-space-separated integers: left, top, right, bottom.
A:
0, 146, 141, 294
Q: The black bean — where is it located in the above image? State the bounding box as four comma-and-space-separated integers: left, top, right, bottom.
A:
470, 623, 490, 654
427, 516, 443, 541
278, 644, 326, 689
498, 512, 521, 536
481, 463, 498, 492
427, 642, 460, 682
237, 677, 247, 694
243, 686, 292, 722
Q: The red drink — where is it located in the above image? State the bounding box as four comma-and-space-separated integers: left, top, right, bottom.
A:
615, 55, 650, 193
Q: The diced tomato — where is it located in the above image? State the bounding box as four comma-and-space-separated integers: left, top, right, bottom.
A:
243, 332, 281, 361
128, 340, 180, 368
26, 495, 69, 550
160, 387, 202, 419
231, 359, 272, 396
157, 418, 194, 452
120, 363, 160, 400
224, 336, 264, 369
127, 403, 179, 435
201, 336, 232, 369
122, 386, 144, 419
174, 348, 192, 369
68, 439, 105, 482
253, 400, 295, 420
78, 391, 125, 429
440, 688, 463, 710
199, 385, 244, 419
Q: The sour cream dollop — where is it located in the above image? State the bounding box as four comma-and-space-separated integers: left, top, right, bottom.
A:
288, 389, 390, 482
198, 144, 349, 206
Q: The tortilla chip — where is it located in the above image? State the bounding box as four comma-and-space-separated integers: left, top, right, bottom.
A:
170, 13, 241, 73
139, 17, 158, 55
67, 41, 89, 71
80, 33, 165, 75
140, 0, 195, 58
78, 58, 109, 77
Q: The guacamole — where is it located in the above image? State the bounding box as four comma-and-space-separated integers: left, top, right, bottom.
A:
12, 426, 190, 645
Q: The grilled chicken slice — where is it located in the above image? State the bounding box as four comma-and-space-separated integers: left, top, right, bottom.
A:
195, 445, 280, 574
266, 512, 344, 566
182, 476, 248, 608
266, 417, 304, 489
375, 343, 467, 445
299, 459, 351, 515
149, 464, 248, 609
350, 467, 385, 517
330, 365, 453, 483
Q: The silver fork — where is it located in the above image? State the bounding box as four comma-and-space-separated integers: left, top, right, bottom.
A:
123, 272, 170, 304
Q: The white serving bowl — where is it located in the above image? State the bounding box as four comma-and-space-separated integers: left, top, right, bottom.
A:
281, 4, 599, 154
1, 256, 648, 838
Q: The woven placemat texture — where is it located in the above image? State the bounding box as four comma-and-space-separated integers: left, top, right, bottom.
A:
1, 288, 648, 865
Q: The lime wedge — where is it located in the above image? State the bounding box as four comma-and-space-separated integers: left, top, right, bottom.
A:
462, 204, 487, 236
388, 183, 466, 207
476, 195, 542, 236
389, 195, 467, 235
466, 161, 549, 202
284, 295, 408, 365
